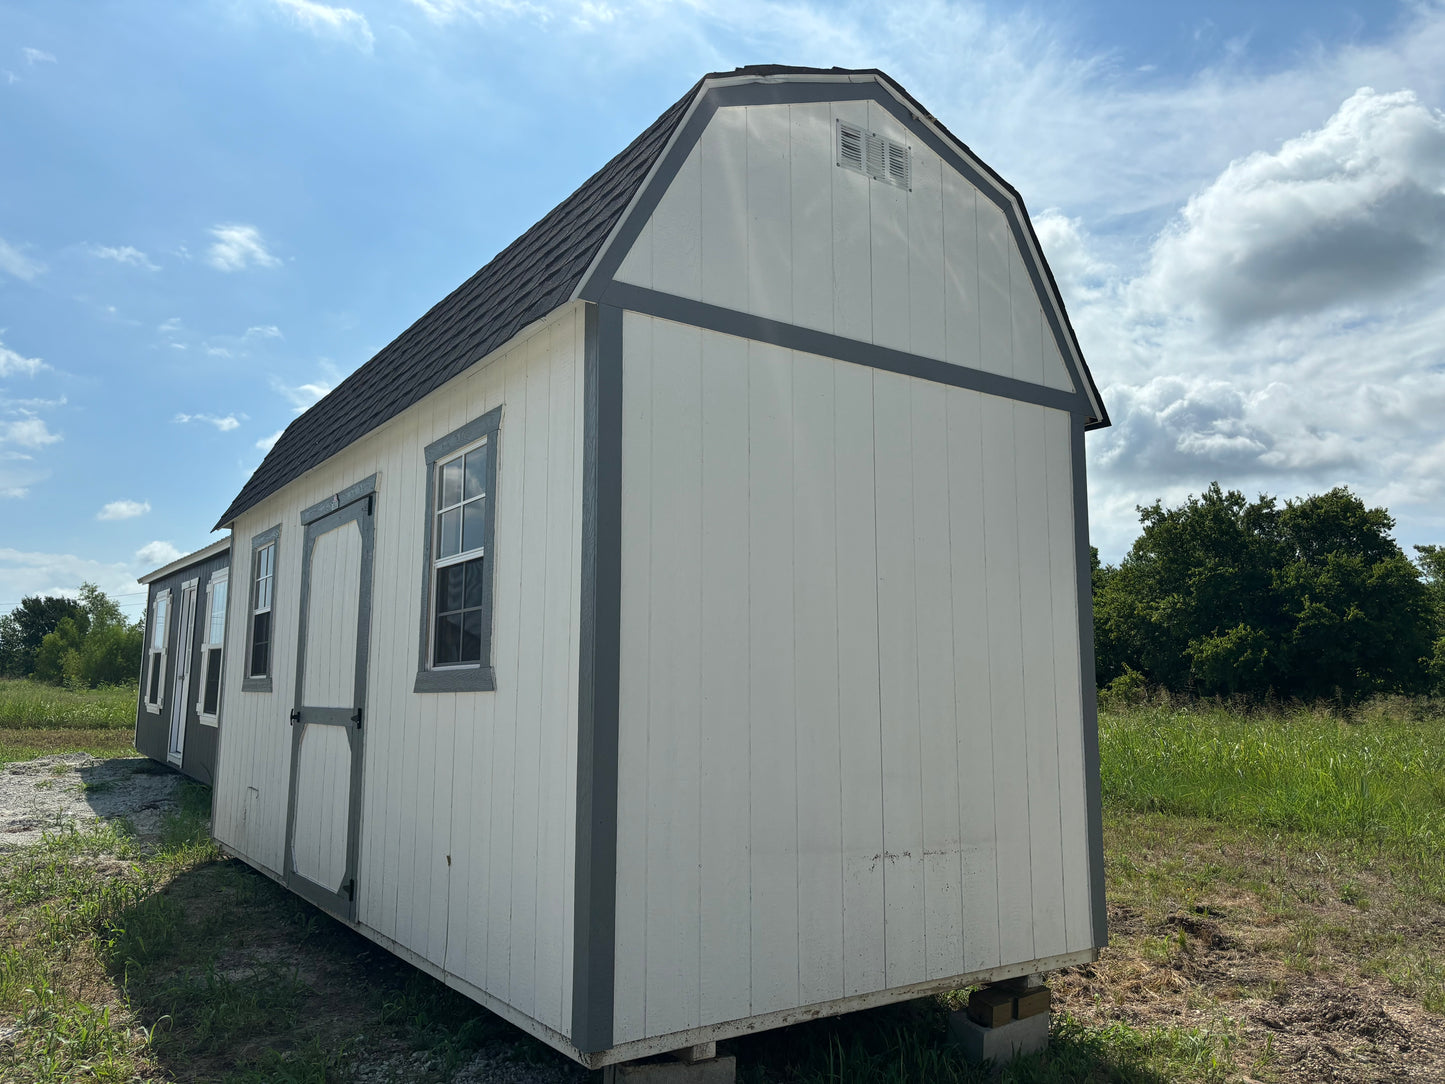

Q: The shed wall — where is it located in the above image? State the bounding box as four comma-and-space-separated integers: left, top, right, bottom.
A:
134, 550, 230, 784
613, 99, 1076, 394
611, 312, 1094, 1045
213, 303, 586, 1035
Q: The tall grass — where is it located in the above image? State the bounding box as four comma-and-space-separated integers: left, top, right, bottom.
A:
0, 679, 137, 730
1099, 700, 1445, 863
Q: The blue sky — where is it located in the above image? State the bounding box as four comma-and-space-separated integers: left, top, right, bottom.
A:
3, 0, 1444, 618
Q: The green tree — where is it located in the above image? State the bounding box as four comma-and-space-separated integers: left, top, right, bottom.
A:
33, 617, 84, 685
1094, 484, 1432, 702
0, 595, 88, 678
1417, 544, 1445, 694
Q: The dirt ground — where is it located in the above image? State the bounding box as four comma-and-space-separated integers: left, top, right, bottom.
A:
0, 752, 183, 850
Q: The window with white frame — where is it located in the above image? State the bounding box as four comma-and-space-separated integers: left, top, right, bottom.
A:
243, 526, 280, 691
415, 405, 500, 693
197, 569, 228, 723
144, 589, 170, 711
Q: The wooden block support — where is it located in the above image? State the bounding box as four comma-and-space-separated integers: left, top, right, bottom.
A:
967, 987, 1016, 1029
1014, 986, 1051, 1020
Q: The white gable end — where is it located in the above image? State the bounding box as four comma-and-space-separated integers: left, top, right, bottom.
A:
613, 98, 1077, 395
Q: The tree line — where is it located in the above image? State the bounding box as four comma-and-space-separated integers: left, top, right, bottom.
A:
0, 584, 144, 688
1094, 484, 1445, 703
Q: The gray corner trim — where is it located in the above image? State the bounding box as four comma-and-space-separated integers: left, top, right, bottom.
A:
285, 492, 376, 922
242, 524, 282, 693
571, 302, 621, 1053
1071, 418, 1108, 948
579, 77, 1107, 427
602, 281, 1087, 415
415, 409, 502, 694
300, 473, 378, 526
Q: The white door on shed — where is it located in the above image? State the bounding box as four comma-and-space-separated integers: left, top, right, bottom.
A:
168, 578, 198, 766
285, 491, 375, 921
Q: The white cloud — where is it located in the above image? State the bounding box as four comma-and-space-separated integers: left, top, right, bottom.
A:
0, 547, 146, 619
273, 374, 334, 412
205, 345, 233, 358
256, 429, 285, 452
0, 237, 44, 281
0, 418, 60, 448
272, 0, 374, 50
97, 499, 151, 521
22, 47, 55, 65
245, 324, 283, 340
0, 339, 46, 377
174, 412, 242, 431
206, 224, 281, 272
1141, 88, 1445, 330
135, 541, 184, 567
89, 244, 160, 271
0, 486, 26, 498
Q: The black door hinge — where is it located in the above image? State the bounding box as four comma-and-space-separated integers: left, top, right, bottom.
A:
344, 878, 355, 900
289, 708, 300, 726
350, 708, 362, 729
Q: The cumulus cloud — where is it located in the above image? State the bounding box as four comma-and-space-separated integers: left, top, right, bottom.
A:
206, 224, 281, 272
273, 374, 334, 412
272, 0, 374, 49
0, 237, 44, 281
0, 339, 46, 377
97, 499, 151, 521
0, 418, 60, 448
21, 47, 55, 65
256, 429, 285, 452
89, 244, 160, 271
174, 412, 242, 431
135, 540, 183, 567
1141, 88, 1445, 330
245, 325, 283, 340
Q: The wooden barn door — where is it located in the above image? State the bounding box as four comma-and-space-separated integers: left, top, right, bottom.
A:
285, 489, 375, 920
167, 579, 198, 766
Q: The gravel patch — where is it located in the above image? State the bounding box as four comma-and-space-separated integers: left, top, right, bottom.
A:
0, 753, 185, 850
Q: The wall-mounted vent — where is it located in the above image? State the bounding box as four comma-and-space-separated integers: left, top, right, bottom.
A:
836, 120, 912, 190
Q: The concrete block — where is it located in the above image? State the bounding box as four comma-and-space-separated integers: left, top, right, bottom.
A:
1014, 986, 1051, 1019
604, 1055, 737, 1084
948, 1010, 1049, 1066
967, 986, 1016, 1028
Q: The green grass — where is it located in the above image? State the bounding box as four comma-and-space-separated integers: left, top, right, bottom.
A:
1099, 699, 1445, 870
0, 727, 138, 766
0, 679, 139, 731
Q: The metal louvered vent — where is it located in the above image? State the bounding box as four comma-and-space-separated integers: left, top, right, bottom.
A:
836, 120, 912, 190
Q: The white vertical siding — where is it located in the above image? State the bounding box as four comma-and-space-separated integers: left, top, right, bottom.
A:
214, 302, 585, 1037
613, 314, 1093, 1044
613, 102, 1076, 393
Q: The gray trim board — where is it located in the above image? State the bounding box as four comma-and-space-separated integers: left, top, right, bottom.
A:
301, 473, 378, 526
241, 524, 282, 693
414, 406, 502, 694
1071, 418, 1108, 948
571, 302, 622, 1053
579, 78, 1107, 427
284, 487, 376, 922
601, 281, 1088, 416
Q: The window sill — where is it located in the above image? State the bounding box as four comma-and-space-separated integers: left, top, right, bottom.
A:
198, 715, 219, 728
143, 703, 162, 715
414, 666, 496, 694
241, 676, 273, 693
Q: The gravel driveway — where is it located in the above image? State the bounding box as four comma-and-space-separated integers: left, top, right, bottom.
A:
0, 752, 185, 851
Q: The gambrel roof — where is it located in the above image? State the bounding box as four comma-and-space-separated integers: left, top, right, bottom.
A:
216, 65, 1106, 529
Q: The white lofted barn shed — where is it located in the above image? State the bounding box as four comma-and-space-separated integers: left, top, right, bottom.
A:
208, 64, 1110, 1069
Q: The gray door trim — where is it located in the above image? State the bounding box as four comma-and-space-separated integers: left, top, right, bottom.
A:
284, 481, 376, 922
1070, 419, 1108, 948
570, 302, 622, 1053
576, 77, 1107, 429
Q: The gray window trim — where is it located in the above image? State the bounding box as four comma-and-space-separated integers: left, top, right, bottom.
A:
414, 405, 502, 693
241, 524, 281, 693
